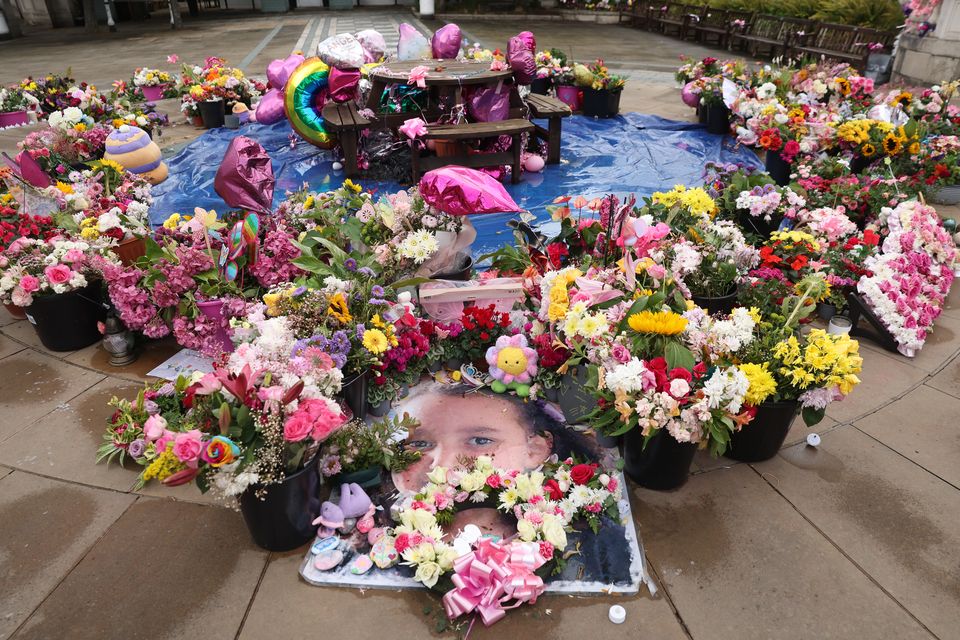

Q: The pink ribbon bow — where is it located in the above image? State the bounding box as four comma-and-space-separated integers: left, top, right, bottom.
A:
442, 538, 547, 628
399, 117, 428, 140
408, 65, 429, 88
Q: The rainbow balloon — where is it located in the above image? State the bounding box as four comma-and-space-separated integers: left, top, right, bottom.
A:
284, 57, 335, 149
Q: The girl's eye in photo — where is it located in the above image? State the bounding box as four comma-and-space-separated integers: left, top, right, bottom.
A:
467, 436, 495, 447
405, 440, 434, 450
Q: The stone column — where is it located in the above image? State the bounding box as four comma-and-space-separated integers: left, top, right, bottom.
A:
893, 0, 960, 85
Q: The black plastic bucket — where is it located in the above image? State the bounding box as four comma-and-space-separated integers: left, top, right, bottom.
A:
239, 456, 322, 551
726, 400, 800, 462
765, 150, 792, 186
623, 427, 697, 490
199, 99, 225, 129
691, 289, 738, 316
25, 281, 106, 351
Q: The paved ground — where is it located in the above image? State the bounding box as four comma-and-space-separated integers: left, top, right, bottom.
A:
2, 10, 960, 640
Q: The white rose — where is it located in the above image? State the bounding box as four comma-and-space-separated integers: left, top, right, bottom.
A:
426, 466, 447, 485
669, 378, 690, 398
474, 456, 494, 473
541, 515, 568, 550
437, 545, 459, 571
411, 509, 437, 532
459, 471, 485, 492
517, 519, 537, 542
414, 561, 442, 588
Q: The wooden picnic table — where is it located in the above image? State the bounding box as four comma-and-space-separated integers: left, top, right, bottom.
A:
365, 59, 515, 114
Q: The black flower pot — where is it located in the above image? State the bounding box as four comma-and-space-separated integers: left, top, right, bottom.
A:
433, 252, 474, 281
341, 372, 369, 421
817, 302, 837, 321
737, 209, 780, 240
697, 104, 708, 124
557, 365, 594, 424
849, 154, 872, 175
691, 288, 738, 316
530, 77, 551, 95
331, 465, 382, 490
765, 150, 792, 186
606, 89, 622, 117
198, 99, 225, 129
704, 102, 730, 135
623, 428, 697, 490
582, 88, 610, 118
725, 400, 799, 462
239, 455, 322, 551
25, 281, 106, 351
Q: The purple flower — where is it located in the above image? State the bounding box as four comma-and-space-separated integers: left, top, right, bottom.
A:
128, 439, 146, 459
370, 285, 385, 297
344, 258, 357, 271
358, 267, 375, 277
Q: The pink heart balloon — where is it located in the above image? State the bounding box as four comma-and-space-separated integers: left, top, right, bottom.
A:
507, 36, 536, 85
431, 23, 462, 60
266, 54, 305, 89
467, 85, 509, 122
419, 166, 522, 216
255, 90, 286, 125
328, 67, 361, 103
516, 30, 536, 52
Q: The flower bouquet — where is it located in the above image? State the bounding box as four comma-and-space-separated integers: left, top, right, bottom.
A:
319, 413, 422, 487
0, 85, 38, 127
132, 68, 174, 101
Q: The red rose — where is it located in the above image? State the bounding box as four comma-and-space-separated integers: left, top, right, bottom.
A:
668, 367, 692, 383
544, 479, 564, 500
570, 464, 595, 486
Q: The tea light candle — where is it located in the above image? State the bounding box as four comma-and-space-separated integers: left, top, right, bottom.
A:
827, 316, 852, 335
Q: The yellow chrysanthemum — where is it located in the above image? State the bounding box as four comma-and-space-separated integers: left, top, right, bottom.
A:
627, 310, 688, 336
162, 213, 182, 230
362, 328, 389, 354
739, 363, 777, 406
80, 227, 100, 240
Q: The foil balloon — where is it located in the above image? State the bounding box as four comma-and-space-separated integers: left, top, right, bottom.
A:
516, 30, 536, 52
255, 89, 287, 125
214, 136, 275, 215
328, 67, 361, 103
507, 36, 536, 85
356, 29, 386, 63
431, 23, 462, 59
284, 57, 335, 149
681, 81, 700, 108
2, 151, 52, 189
419, 166, 522, 216
317, 33, 365, 69
467, 85, 510, 122
266, 53, 305, 88
398, 23, 431, 61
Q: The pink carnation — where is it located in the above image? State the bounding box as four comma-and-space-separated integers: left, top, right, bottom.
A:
19, 275, 40, 293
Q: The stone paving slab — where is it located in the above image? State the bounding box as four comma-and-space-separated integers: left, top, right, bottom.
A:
825, 346, 929, 425
0, 333, 26, 360
11, 497, 268, 640
761, 427, 960, 639
854, 384, 960, 488
634, 463, 934, 640
0, 351, 104, 443
66, 338, 182, 383
856, 312, 960, 375
240, 546, 690, 640
927, 351, 960, 399
0, 471, 134, 640
0, 379, 142, 492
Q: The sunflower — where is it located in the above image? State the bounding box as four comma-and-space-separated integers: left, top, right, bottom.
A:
627, 310, 688, 336
861, 143, 876, 158
326, 292, 353, 324
908, 141, 921, 155
882, 134, 902, 156
835, 77, 851, 96
891, 91, 912, 109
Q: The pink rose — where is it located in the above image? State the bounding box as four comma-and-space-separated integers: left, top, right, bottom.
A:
172, 429, 203, 467
154, 429, 176, 454
143, 414, 168, 441
61, 249, 84, 263
44, 264, 72, 285
283, 413, 313, 442
19, 275, 40, 293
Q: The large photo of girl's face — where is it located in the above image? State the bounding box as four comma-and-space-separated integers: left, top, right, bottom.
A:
300, 381, 645, 593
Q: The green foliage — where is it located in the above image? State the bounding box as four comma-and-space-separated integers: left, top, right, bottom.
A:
706, 0, 902, 29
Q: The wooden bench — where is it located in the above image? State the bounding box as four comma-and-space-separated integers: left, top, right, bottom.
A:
321, 101, 371, 178
692, 7, 730, 47
411, 119, 535, 184
618, 2, 657, 29
525, 93, 571, 165
790, 23, 894, 71
731, 14, 814, 58
653, 3, 704, 40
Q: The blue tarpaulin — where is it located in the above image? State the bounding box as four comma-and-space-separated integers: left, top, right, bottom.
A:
151, 113, 762, 255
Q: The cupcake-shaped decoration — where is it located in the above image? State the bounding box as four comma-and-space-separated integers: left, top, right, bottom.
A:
232, 102, 251, 124
103, 125, 168, 185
